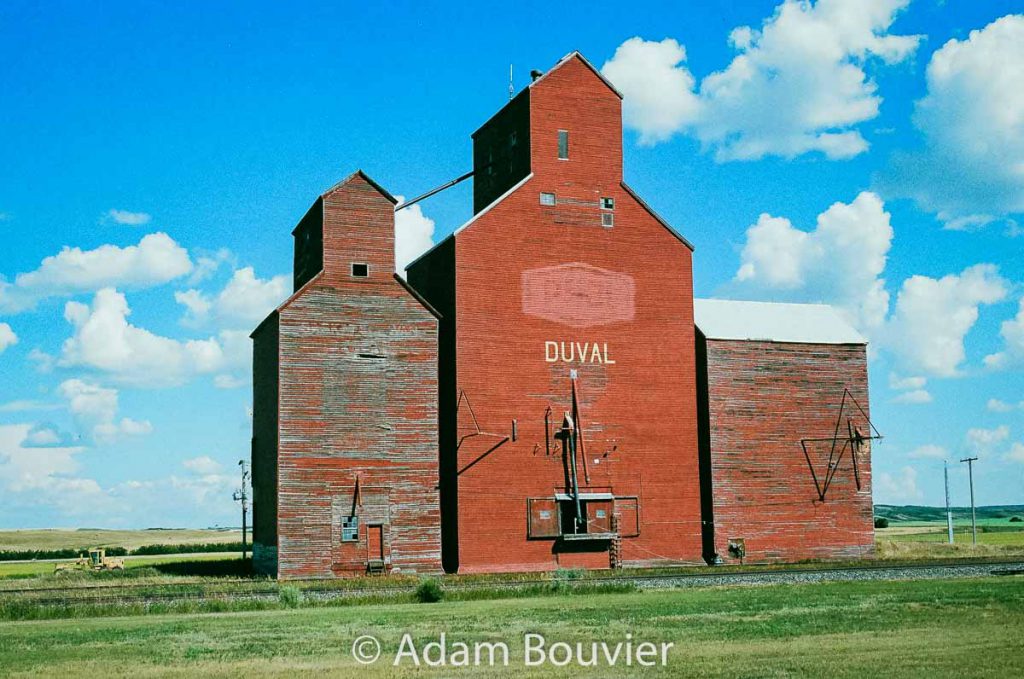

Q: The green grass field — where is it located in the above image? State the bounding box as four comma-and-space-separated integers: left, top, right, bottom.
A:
875, 519, 1024, 559
1, 577, 1021, 677
884, 529, 1024, 544
0, 552, 242, 579
0, 528, 242, 552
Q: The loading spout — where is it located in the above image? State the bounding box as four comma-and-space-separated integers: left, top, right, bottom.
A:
557, 412, 583, 533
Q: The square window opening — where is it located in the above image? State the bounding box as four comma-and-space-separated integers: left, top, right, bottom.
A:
558, 130, 569, 160
540, 192, 556, 206
341, 515, 359, 542
601, 213, 614, 228
351, 263, 369, 278
601, 197, 615, 210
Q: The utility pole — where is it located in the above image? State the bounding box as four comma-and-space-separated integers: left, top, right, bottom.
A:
944, 460, 954, 544
960, 457, 979, 546
233, 460, 250, 560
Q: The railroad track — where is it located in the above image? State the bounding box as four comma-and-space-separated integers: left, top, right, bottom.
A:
1, 555, 1020, 596
3, 559, 1023, 607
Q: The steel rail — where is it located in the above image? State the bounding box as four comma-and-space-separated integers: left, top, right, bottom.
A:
5, 558, 1023, 606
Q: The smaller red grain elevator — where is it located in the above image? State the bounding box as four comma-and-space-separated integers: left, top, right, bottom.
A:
694, 299, 875, 564
251, 171, 442, 578
408, 53, 704, 574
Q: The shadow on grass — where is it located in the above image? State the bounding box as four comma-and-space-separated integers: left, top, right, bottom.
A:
151, 558, 253, 577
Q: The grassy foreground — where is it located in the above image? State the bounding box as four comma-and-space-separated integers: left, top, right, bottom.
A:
1, 577, 1022, 678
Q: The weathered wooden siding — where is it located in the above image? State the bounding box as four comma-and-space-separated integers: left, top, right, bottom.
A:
702, 338, 874, 563
260, 173, 442, 579
251, 312, 280, 576
415, 54, 704, 573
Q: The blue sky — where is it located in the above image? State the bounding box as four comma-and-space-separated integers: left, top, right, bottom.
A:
1, 0, 1021, 528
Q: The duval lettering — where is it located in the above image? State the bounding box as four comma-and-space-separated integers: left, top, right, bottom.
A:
544, 341, 615, 364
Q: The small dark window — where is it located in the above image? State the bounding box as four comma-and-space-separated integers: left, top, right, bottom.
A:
559, 499, 580, 535
342, 515, 359, 542
540, 192, 556, 206
601, 197, 615, 210
351, 263, 369, 277
601, 213, 614, 228
558, 130, 569, 159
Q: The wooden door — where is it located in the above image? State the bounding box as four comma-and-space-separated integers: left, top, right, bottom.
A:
587, 501, 614, 533
367, 524, 384, 562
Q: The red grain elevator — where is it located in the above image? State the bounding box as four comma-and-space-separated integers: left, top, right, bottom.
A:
407, 53, 704, 573
251, 172, 442, 578
694, 299, 875, 564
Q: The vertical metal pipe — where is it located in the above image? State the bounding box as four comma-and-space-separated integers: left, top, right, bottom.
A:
960, 457, 978, 546
567, 422, 582, 533
944, 460, 954, 544
242, 503, 248, 561
968, 460, 977, 546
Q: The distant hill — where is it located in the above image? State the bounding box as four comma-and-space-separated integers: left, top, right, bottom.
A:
875, 504, 1024, 522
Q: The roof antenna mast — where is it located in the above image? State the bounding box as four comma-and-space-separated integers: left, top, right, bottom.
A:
509, 64, 514, 101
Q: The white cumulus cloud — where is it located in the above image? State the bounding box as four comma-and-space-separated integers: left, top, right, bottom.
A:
0, 323, 17, 353
965, 425, 1010, 458
58, 378, 152, 444
908, 444, 947, 460
601, 0, 921, 160
984, 297, 1024, 369
731, 191, 893, 332
0, 233, 192, 313
182, 456, 223, 475
889, 372, 931, 405
889, 374, 926, 390
395, 199, 436, 274
889, 14, 1024, 230
60, 288, 247, 388
0, 400, 61, 413
883, 264, 1008, 377
0, 424, 102, 518
893, 389, 932, 404
987, 398, 1024, 413
176, 267, 289, 328
875, 465, 923, 504
600, 38, 701, 146
105, 209, 152, 226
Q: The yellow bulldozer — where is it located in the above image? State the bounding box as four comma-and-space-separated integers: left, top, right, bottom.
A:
54, 548, 126, 574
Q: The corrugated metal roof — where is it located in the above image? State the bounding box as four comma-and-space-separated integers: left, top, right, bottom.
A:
694, 298, 867, 345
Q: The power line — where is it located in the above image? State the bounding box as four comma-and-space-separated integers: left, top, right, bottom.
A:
959, 456, 979, 546
233, 460, 250, 561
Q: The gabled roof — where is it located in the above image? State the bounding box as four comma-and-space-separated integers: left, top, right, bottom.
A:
322, 169, 397, 204
531, 51, 623, 100
472, 51, 622, 139
292, 169, 396, 235
694, 299, 867, 345
393, 273, 442, 319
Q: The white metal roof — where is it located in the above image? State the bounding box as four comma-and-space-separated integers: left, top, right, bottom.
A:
694, 298, 867, 345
